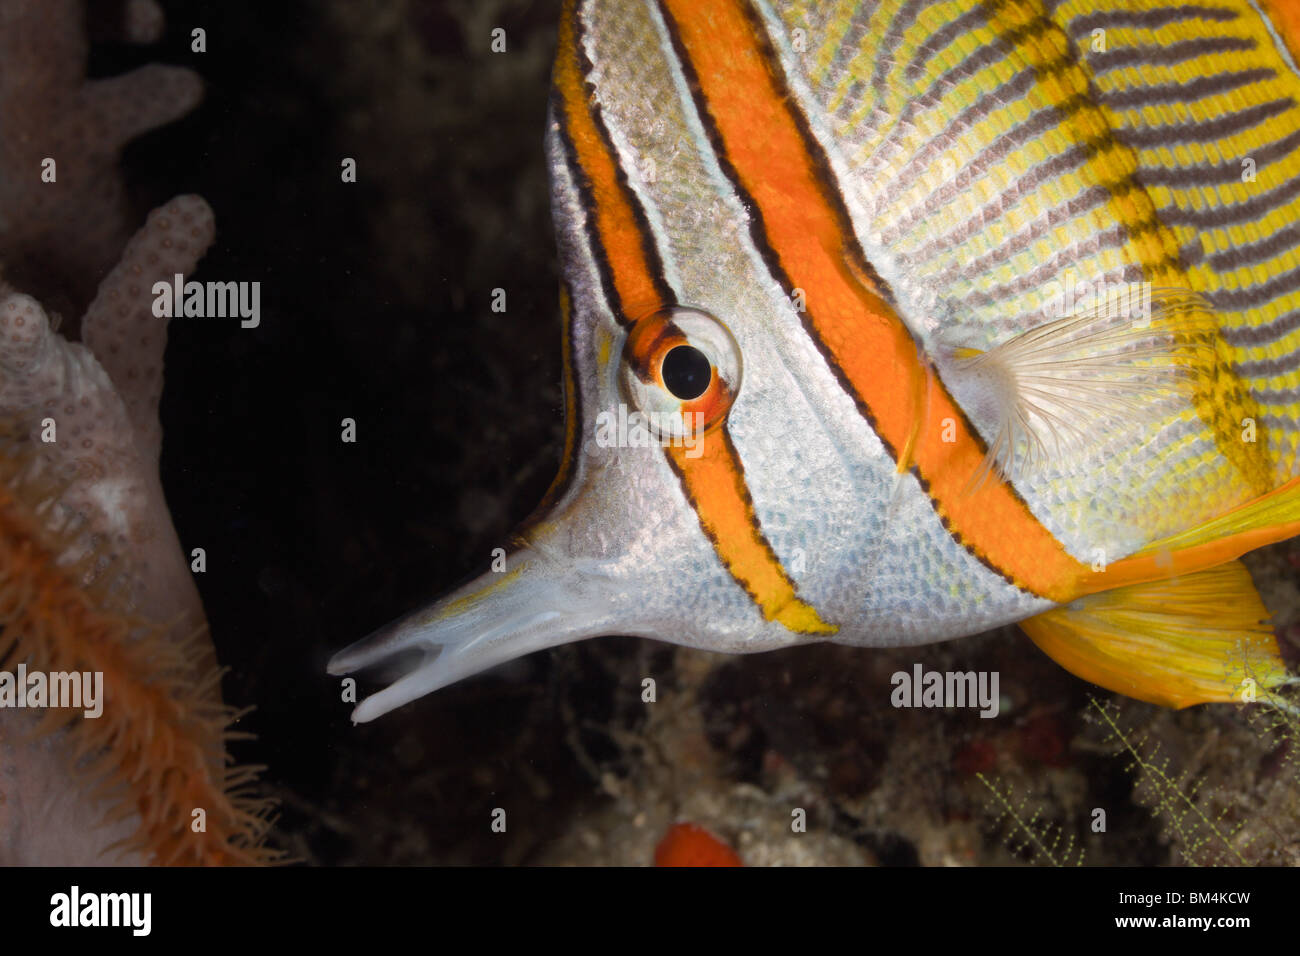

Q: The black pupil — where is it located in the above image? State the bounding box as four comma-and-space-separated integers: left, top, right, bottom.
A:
661, 345, 712, 400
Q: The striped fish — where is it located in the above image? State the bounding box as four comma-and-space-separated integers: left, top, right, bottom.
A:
330, 0, 1300, 721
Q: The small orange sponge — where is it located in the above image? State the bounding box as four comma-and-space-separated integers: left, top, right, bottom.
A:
654, 823, 743, 867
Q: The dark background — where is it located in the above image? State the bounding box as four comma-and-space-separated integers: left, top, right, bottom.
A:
119, 0, 594, 864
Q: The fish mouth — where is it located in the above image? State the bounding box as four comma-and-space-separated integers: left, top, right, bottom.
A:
327, 541, 619, 722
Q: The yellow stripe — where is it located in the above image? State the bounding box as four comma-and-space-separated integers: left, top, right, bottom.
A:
519, 284, 580, 534
987, 0, 1276, 497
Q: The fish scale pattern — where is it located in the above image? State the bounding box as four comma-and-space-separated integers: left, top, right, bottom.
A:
764, 0, 1300, 554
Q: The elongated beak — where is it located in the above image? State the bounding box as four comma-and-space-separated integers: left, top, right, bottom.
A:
327, 535, 623, 722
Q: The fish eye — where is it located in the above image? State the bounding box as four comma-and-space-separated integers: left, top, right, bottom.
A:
661, 344, 711, 400
620, 305, 742, 438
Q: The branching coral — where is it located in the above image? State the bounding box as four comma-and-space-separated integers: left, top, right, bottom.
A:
0, 0, 202, 321
0, 0, 273, 864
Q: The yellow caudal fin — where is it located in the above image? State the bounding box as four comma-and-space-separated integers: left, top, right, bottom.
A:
1023, 561, 1294, 709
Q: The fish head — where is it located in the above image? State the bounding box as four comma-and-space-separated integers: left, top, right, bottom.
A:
327, 0, 1050, 721
326, 278, 848, 722
328, 10, 863, 724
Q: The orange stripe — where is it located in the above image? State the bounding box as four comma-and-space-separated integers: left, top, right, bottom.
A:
1261, 0, 1300, 64
553, 0, 667, 322
659, 0, 1090, 602
553, 0, 832, 633
666, 433, 835, 634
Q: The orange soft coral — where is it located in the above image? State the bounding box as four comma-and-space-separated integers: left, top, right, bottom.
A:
0, 197, 277, 865
0, 430, 273, 864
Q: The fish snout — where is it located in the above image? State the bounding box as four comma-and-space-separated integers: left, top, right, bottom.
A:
326, 533, 626, 722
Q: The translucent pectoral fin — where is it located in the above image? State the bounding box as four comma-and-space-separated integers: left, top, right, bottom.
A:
1021, 560, 1294, 709
950, 289, 1222, 485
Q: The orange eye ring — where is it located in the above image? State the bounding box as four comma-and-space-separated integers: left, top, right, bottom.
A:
621, 305, 742, 437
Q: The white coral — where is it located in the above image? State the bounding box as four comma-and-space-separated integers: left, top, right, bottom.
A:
0, 0, 227, 865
